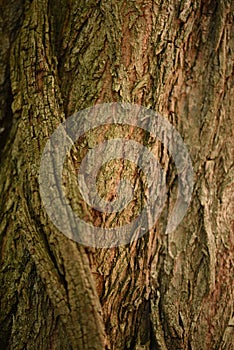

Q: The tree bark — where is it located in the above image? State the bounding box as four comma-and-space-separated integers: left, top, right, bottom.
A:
0, 0, 233, 349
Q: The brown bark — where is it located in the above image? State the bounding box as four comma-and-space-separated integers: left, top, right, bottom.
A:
0, 0, 233, 349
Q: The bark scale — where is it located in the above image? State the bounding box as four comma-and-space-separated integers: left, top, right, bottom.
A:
0, 0, 233, 349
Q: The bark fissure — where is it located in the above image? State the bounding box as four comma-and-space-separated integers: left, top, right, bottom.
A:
0, 0, 233, 349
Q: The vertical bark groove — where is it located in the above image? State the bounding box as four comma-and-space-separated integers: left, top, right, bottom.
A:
0, 0, 233, 349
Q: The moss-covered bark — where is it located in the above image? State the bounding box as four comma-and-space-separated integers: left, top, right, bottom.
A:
0, 0, 233, 349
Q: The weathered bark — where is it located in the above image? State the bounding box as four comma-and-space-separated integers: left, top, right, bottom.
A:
0, 0, 233, 349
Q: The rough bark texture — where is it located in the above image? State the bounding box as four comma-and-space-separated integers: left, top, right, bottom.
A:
0, 0, 233, 349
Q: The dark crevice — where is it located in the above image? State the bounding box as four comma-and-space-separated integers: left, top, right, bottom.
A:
0, 75, 13, 159
0, 0, 25, 159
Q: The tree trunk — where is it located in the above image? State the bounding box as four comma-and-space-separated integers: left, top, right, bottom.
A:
0, 0, 233, 349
